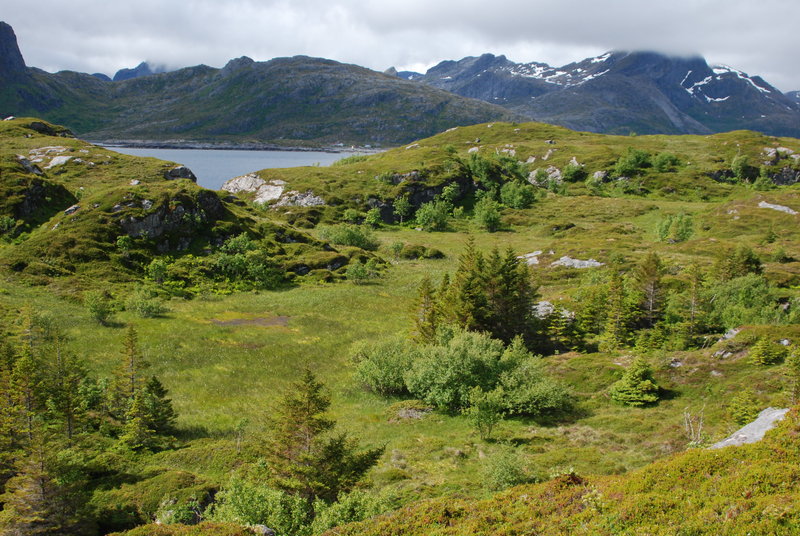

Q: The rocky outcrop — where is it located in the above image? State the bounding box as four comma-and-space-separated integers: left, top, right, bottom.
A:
758, 201, 798, 215
550, 256, 604, 269
164, 166, 197, 182
118, 190, 224, 243
221, 173, 286, 204
710, 407, 789, 449
274, 190, 325, 207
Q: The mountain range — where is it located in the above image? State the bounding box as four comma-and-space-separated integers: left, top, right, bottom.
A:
396, 52, 800, 136
0, 22, 516, 146
2, 20, 799, 145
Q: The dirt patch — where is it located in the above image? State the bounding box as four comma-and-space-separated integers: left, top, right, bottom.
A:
211, 316, 290, 327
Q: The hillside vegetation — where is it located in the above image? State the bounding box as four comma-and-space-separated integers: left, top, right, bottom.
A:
1, 118, 800, 535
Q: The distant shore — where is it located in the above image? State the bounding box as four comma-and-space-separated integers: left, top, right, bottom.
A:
92, 139, 384, 153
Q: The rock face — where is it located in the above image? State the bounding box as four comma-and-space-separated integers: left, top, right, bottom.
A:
0, 21, 26, 78
711, 407, 790, 449
118, 190, 224, 242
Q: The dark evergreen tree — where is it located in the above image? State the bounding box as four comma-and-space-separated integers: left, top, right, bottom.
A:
601, 267, 634, 349
414, 276, 438, 344
263, 370, 383, 504
140, 376, 176, 434
107, 326, 149, 420
634, 252, 664, 328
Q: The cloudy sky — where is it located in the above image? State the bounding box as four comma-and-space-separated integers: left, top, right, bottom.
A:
3, 0, 799, 91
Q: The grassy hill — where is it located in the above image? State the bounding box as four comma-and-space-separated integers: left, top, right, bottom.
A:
1, 118, 800, 535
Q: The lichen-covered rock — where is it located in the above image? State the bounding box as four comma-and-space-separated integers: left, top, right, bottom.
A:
222, 173, 287, 204
550, 256, 604, 269
274, 190, 325, 207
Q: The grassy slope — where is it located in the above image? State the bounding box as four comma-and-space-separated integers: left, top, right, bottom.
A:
2, 119, 800, 531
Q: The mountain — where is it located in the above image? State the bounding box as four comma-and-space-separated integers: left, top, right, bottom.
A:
112, 61, 169, 82
788, 90, 800, 104
0, 22, 517, 146
413, 51, 800, 137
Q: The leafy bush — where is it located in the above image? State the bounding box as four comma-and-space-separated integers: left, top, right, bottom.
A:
352, 336, 416, 396
414, 201, 449, 232
343, 208, 363, 223
346, 259, 379, 284
405, 330, 507, 411
464, 387, 504, 440
364, 208, 382, 227
562, 163, 587, 183
613, 148, 651, 177
310, 489, 394, 534
609, 357, 660, 406
318, 224, 380, 250
500, 181, 536, 209
652, 152, 680, 172
473, 197, 502, 232
704, 274, 779, 330
481, 446, 538, 491
208, 477, 310, 534
85, 290, 114, 325
125, 287, 168, 318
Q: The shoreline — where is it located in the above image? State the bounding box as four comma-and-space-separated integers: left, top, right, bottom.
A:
91, 139, 384, 153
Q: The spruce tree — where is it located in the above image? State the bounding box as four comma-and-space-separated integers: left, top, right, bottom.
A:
118, 391, 157, 451
609, 357, 660, 407
140, 376, 176, 434
264, 370, 383, 504
107, 326, 149, 420
414, 276, 438, 344
635, 252, 664, 328
602, 268, 633, 349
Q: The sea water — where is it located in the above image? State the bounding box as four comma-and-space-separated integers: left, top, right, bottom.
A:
107, 147, 360, 190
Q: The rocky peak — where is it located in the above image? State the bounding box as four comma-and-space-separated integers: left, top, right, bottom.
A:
0, 21, 27, 77
221, 56, 255, 76
113, 61, 168, 82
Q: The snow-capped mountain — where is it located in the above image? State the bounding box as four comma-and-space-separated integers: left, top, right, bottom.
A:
398, 51, 800, 137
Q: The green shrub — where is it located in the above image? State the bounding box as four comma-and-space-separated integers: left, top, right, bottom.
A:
481, 446, 538, 491
343, 208, 363, 223
125, 287, 168, 318
652, 152, 680, 172
346, 259, 379, 284
614, 148, 651, 177
500, 181, 536, 209
414, 201, 449, 232
318, 224, 380, 250
85, 290, 114, 325
609, 357, 660, 407
473, 196, 502, 232
464, 386, 504, 440
310, 489, 393, 534
207, 477, 310, 534
364, 208, 382, 227
405, 330, 508, 411
562, 163, 587, 183
352, 336, 416, 396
